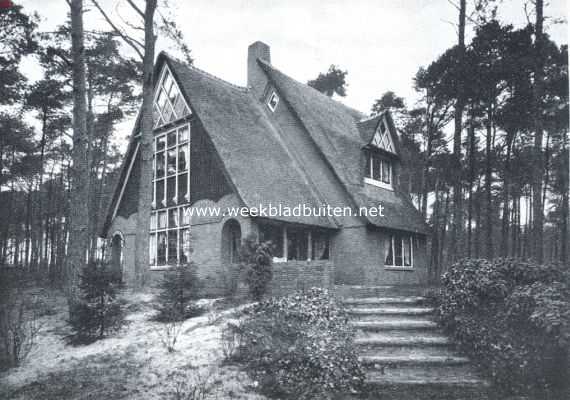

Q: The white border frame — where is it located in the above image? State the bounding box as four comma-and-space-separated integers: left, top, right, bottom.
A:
384, 235, 414, 270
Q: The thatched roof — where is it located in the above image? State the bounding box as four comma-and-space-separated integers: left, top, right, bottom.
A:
102, 51, 429, 237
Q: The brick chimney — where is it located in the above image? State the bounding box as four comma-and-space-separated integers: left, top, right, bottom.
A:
247, 41, 270, 100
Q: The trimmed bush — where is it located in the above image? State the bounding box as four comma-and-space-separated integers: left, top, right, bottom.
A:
153, 263, 203, 322
68, 262, 125, 343
225, 288, 364, 399
240, 234, 272, 301
436, 258, 570, 393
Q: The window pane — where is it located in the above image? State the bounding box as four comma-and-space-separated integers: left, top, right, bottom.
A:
157, 89, 167, 110
158, 210, 167, 229
167, 176, 176, 206
156, 179, 165, 208
180, 207, 190, 226
403, 237, 412, 267
150, 212, 157, 230
382, 160, 391, 184
168, 230, 178, 264
259, 224, 283, 259
174, 96, 187, 119
178, 173, 188, 204
149, 233, 157, 266
178, 145, 188, 171
157, 232, 167, 265
384, 236, 393, 265
312, 232, 329, 260
372, 155, 382, 181
167, 131, 177, 148
365, 154, 371, 178
287, 229, 308, 261
157, 135, 166, 151
179, 228, 191, 264
167, 149, 177, 176
153, 105, 161, 126
394, 234, 403, 266
178, 126, 189, 143
156, 151, 165, 178
168, 208, 178, 228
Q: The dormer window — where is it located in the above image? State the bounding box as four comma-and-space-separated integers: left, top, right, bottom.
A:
267, 92, 279, 112
364, 152, 392, 190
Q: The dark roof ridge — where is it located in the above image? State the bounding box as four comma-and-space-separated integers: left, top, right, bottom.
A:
162, 52, 249, 93
257, 58, 365, 119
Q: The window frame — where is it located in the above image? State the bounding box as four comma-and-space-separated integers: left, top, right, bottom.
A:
153, 64, 191, 129
364, 152, 393, 190
258, 224, 332, 263
267, 91, 279, 112
149, 123, 191, 270
384, 234, 414, 270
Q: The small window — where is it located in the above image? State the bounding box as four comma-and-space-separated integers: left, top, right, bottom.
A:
365, 152, 392, 189
267, 92, 279, 112
384, 234, 413, 268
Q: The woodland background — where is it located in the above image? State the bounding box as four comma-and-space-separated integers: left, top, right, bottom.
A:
0, 0, 568, 288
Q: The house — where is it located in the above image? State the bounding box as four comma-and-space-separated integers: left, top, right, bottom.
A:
101, 41, 430, 294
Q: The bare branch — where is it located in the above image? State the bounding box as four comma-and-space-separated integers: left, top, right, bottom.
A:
125, 0, 145, 19
90, 0, 144, 60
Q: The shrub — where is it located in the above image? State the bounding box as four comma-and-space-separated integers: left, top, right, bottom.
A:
153, 263, 203, 322
240, 234, 272, 301
0, 268, 42, 370
68, 262, 125, 343
436, 258, 570, 392
224, 288, 364, 399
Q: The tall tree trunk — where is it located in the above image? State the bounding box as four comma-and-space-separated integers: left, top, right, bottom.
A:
501, 130, 515, 256
485, 106, 493, 259
66, 0, 90, 302
561, 131, 569, 263
532, 0, 545, 263
134, 0, 158, 287
467, 113, 476, 257
475, 179, 482, 258
450, 0, 467, 261
430, 177, 441, 282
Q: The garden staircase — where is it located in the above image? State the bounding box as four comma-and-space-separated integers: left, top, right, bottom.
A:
337, 285, 490, 391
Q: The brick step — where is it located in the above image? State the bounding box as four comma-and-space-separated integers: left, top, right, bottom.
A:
355, 331, 450, 347
343, 296, 426, 306
365, 364, 489, 387
348, 306, 434, 317
360, 354, 470, 366
360, 346, 458, 359
335, 285, 425, 298
351, 319, 438, 331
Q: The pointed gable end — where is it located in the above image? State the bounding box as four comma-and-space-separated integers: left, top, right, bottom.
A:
153, 63, 191, 129
371, 116, 396, 154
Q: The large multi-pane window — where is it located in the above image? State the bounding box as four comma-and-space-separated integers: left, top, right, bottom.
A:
384, 234, 413, 268
149, 125, 191, 268
258, 224, 331, 263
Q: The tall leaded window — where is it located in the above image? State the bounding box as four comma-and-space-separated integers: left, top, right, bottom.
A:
149, 124, 191, 268
153, 66, 191, 129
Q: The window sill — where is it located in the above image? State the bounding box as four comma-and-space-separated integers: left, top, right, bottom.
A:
149, 265, 176, 271
384, 266, 414, 271
364, 177, 393, 191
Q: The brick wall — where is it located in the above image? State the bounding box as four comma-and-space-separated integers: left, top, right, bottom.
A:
269, 260, 334, 297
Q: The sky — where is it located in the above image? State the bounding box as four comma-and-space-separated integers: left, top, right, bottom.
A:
19, 0, 569, 146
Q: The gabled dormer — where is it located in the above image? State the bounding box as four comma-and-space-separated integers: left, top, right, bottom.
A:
358, 113, 400, 191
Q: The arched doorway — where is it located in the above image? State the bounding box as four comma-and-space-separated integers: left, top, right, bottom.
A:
110, 232, 124, 282
221, 219, 241, 264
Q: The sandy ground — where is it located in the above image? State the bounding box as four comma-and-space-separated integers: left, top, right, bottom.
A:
0, 290, 265, 400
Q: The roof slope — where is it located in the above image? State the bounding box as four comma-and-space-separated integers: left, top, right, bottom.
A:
165, 55, 336, 228
258, 60, 428, 235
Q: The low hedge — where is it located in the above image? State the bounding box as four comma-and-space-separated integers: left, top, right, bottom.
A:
435, 258, 569, 393
225, 288, 364, 399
